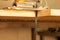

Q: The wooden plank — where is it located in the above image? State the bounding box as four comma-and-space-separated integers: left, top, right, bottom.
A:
0, 9, 60, 22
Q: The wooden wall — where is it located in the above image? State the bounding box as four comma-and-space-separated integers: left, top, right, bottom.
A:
0, 27, 31, 40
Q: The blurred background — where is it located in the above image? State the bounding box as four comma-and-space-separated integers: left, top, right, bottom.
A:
0, 0, 60, 9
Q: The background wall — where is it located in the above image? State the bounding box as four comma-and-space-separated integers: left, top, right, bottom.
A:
0, 0, 14, 9
47, 0, 60, 9
0, 0, 60, 9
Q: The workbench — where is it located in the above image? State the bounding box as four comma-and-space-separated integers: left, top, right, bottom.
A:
0, 9, 60, 40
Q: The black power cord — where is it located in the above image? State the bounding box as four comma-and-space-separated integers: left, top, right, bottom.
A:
32, 0, 40, 40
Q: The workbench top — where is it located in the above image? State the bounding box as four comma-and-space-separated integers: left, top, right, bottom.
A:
0, 9, 60, 22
